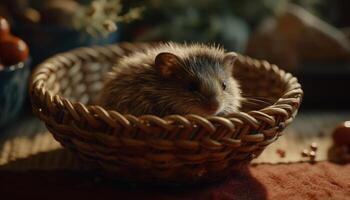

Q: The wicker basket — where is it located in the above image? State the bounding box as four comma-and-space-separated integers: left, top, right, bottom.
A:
29, 43, 303, 184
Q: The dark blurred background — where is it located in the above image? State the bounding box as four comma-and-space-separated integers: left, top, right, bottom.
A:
1, 0, 350, 109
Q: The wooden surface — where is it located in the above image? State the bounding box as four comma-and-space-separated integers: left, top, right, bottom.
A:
0, 109, 349, 170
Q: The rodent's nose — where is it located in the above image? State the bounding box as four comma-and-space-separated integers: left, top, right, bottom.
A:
206, 98, 220, 112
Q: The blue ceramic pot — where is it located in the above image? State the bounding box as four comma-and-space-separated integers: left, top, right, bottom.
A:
0, 59, 30, 128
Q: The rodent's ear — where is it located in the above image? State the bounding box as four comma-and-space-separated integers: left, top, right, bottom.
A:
155, 52, 182, 78
223, 52, 238, 71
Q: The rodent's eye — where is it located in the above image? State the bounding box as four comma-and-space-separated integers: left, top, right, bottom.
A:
222, 81, 227, 90
188, 81, 199, 92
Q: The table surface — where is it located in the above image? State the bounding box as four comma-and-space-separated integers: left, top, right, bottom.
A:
0, 108, 349, 169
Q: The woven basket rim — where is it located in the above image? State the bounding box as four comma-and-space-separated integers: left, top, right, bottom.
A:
29, 42, 303, 133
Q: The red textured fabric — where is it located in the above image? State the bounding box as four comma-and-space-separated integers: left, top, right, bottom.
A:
0, 162, 349, 200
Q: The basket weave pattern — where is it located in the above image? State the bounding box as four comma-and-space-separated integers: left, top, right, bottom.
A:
29, 43, 303, 184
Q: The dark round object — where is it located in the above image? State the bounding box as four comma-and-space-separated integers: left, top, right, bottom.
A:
0, 36, 29, 66
332, 121, 350, 146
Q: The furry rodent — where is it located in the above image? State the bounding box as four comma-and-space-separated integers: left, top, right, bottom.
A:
99, 42, 242, 116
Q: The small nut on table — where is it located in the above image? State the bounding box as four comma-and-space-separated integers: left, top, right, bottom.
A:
276, 149, 286, 158
309, 151, 317, 164
310, 142, 318, 151
309, 151, 316, 158
301, 149, 309, 157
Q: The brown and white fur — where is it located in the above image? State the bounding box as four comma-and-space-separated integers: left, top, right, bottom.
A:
99, 42, 242, 117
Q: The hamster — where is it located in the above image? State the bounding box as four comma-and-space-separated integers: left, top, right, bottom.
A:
98, 42, 242, 117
